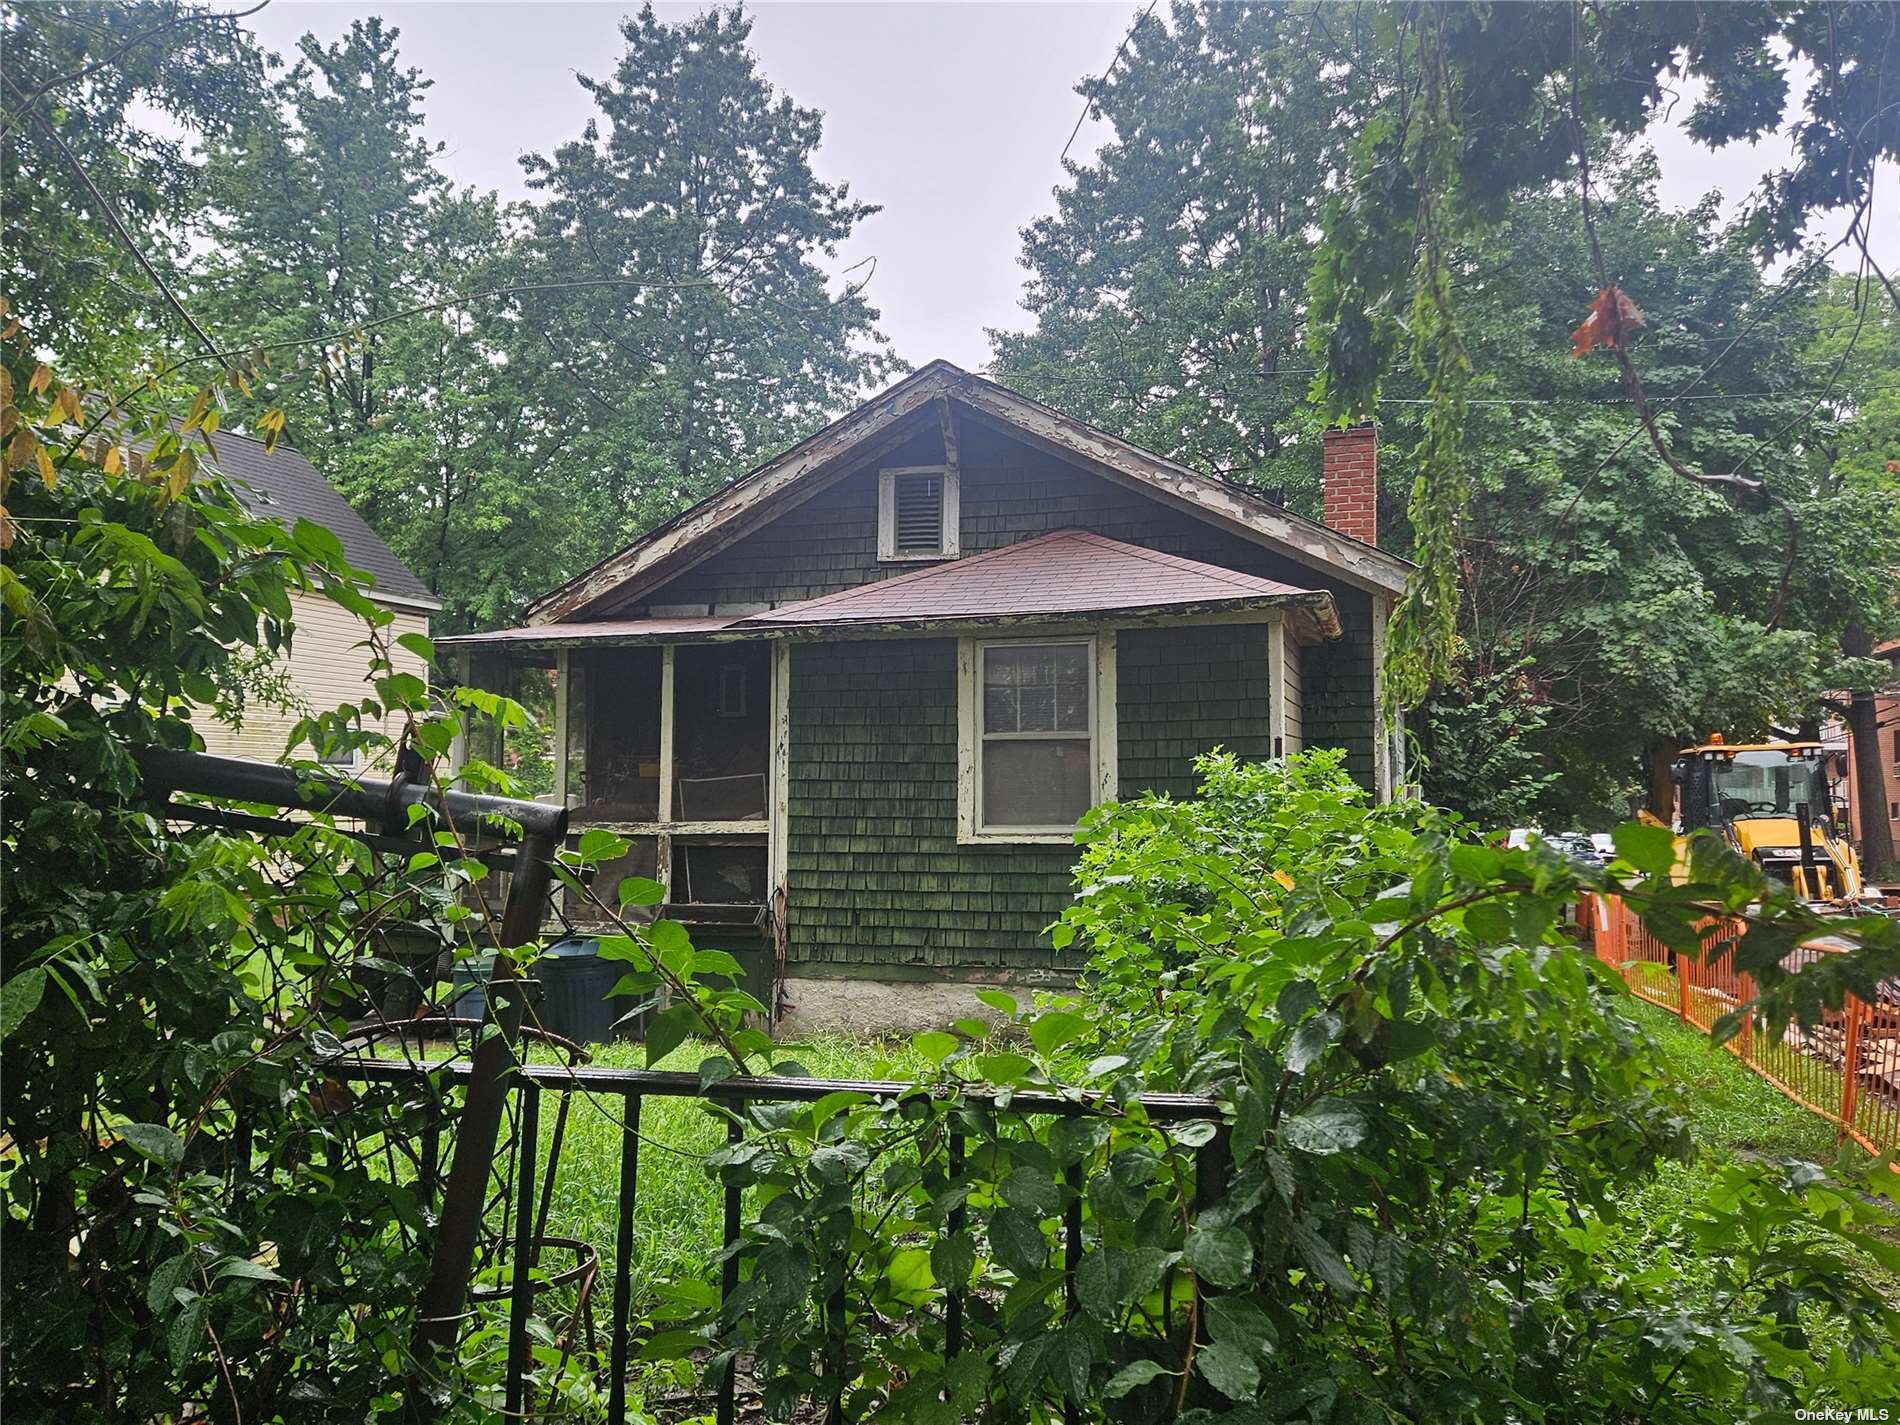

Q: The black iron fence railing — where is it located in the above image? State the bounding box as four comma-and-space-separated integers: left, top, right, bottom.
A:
329, 1056, 1226, 1425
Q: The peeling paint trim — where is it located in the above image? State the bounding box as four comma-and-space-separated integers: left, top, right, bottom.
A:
527, 361, 1410, 625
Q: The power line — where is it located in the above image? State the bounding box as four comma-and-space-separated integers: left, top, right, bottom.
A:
1059, 0, 1161, 166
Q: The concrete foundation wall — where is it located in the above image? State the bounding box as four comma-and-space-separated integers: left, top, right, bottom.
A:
776, 972, 1075, 1038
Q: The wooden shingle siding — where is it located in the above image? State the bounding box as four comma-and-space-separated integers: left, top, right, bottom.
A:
648, 420, 1380, 790
785, 638, 1076, 971
1117, 624, 1273, 800
787, 625, 1287, 972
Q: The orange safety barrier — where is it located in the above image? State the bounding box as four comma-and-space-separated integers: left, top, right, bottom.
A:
1579, 894, 1900, 1160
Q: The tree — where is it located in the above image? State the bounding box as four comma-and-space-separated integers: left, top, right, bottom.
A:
191, 20, 579, 630
0, 1, 269, 376
1805, 274, 1900, 876
1308, 0, 1900, 703
511, 3, 899, 552
992, 2, 1358, 492
1404, 163, 1900, 826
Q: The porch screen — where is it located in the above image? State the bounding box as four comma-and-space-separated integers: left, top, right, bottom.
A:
980, 641, 1092, 830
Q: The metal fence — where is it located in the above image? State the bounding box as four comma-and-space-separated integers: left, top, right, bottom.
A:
1579, 895, 1900, 1158
332, 1054, 1225, 1424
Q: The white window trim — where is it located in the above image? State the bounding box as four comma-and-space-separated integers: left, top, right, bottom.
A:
957, 632, 1116, 844
877, 464, 959, 562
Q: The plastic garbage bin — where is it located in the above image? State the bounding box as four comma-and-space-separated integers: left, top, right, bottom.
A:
448, 955, 542, 1024
535, 937, 646, 1044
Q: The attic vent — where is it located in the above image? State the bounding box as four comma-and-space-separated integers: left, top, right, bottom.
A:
894, 473, 943, 551
878, 464, 959, 561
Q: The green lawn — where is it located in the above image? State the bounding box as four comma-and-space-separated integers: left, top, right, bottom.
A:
521, 1034, 929, 1317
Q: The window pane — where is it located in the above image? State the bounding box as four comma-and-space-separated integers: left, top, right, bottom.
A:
982, 738, 1092, 827
983, 643, 1089, 735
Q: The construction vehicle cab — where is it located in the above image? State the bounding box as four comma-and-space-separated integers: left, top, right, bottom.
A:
1673, 736, 1863, 904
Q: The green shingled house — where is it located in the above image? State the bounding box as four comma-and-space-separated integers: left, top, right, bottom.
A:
446, 362, 1410, 1031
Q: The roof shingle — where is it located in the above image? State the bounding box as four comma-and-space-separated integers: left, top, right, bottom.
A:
741, 529, 1318, 627
208, 430, 439, 608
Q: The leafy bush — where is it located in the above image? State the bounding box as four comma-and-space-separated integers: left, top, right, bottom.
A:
613, 750, 1900, 1423
0, 355, 529, 1420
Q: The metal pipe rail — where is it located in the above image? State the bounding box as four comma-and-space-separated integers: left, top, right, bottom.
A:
330, 1056, 1225, 1425
131, 745, 568, 841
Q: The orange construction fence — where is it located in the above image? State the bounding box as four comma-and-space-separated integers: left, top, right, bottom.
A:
1578, 894, 1900, 1160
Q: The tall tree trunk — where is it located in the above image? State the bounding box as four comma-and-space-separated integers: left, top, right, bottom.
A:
1645, 738, 1677, 824
1843, 625, 1898, 880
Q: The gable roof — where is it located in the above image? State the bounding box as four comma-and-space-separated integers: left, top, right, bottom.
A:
527, 361, 1410, 624
209, 429, 440, 610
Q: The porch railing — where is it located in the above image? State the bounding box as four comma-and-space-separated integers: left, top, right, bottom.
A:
1579, 894, 1900, 1158
331, 1055, 1224, 1424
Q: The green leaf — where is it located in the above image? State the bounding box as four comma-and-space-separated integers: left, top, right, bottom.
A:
930, 1232, 976, 1289
648, 919, 694, 967
973, 1051, 1034, 1085
1205, 1296, 1277, 1357
168, 1297, 207, 1371
1612, 822, 1677, 875
1183, 1225, 1252, 1287
1104, 1359, 1174, 1399
576, 828, 630, 864
644, 1003, 698, 1067
122, 1122, 185, 1168
395, 631, 434, 662
974, 989, 1017, 1018
1196, 1338, 1262, 1401
1285, 1012, 1340, 1073
912, 1031, 959, 1067
0, 968, 46, 1040
1027, 1009, 1088, 1057
1282, 1098, 1366, 1156
618, 875, 666, 907
988, 1206, 1048, 1276
1000, 1164, 1062, 1218
698, 1056, 739, 1091
1290, 1218, 1357, 1296
887, 1246, 935, 1297
290, 517, 346, 567
1464, 899, 1513, 941
595, 935, 650, 967
213, 1256, 283, 1285
147, 1254, 193, 1315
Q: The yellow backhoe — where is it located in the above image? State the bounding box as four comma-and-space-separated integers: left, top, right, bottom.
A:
1671, 735, 1864, 905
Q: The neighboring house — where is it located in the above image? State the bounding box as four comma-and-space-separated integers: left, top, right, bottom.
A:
1843, 638, 1900, 869
199, 431, 440, 766
443, 362, 1411, 1031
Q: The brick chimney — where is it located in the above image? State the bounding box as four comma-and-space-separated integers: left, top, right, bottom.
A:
1321, 424, 1377, 547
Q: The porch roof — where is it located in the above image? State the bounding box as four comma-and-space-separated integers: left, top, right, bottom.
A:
439, 529, 1340, 651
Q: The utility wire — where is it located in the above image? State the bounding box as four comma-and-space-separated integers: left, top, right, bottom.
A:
1059, 0, 1161, 165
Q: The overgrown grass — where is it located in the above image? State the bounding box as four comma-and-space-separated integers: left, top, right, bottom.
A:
518, 1034, 931, 1322
1610, 1001, 1897, 1306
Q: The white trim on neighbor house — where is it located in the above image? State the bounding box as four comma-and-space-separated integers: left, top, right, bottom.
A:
956, 632, 1118, 845
368, 589, 444, 615
877, 464, 960, 562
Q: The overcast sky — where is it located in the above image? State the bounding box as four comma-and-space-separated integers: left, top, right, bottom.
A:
242, 1, 1895, 372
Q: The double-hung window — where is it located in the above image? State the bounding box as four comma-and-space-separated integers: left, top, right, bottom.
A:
959, 635, 1114, 842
